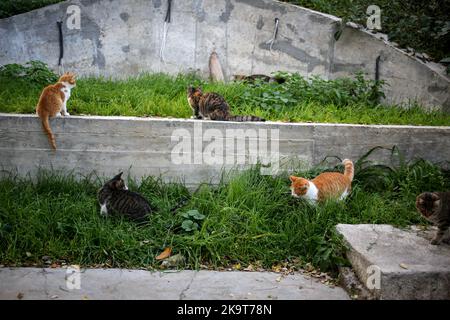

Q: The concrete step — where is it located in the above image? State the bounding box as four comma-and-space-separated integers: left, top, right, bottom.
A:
336, 224, 450, 300
0, 268, 349, 300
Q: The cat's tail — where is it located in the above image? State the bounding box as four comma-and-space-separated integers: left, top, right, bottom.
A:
41, 116, 56, 150
342, 159, 354, 181
226, 115, 266, 122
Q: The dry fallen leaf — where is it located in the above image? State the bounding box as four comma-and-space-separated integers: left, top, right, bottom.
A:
156, 247, 172, 260
232, 263, 241, 270
243, 264, 254, 272
271, 264, 282, 273
399, 263, 409, 269
17, 292, 24, 300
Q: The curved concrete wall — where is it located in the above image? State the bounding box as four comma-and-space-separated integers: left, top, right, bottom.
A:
0, 114, 449, 187
0, 0, 449, 111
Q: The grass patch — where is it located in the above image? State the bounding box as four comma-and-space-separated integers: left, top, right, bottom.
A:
1, 148, 448, 273
0, 70, 448, 126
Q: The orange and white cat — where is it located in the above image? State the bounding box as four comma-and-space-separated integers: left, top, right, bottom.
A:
36, 72, 76, 150
290, 159, 354, 203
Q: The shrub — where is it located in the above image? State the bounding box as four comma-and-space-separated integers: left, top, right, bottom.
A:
0, 61, 58, 87
239, 71, 385, 111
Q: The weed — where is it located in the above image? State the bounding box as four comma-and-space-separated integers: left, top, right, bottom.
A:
0, 66, 448, 126
0, 148, 448, 273
0, 60, 58, 88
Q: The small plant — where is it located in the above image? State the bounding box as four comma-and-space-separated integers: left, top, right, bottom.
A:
0, 60, 58, 86
180, 209, 205, 232
239, 71, 386, 112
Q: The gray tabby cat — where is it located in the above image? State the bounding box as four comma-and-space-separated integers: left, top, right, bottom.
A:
416, 191, 450, 245
98, 172, 153, 222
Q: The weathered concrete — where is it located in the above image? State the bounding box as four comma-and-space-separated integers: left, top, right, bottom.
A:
332, 26, 450, 112
336, 224, 450, 300
0, 0, 448, 110
0, 268, 349, 300
0, 114, 449, 187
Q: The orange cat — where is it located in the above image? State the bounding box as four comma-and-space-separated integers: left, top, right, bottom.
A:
290, 159, 354, 203
36, 72, 76, 150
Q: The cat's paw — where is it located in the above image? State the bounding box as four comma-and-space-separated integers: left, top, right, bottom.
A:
431, 239, 441, 245
55, 112, 62, 117
63, 112, 70, 117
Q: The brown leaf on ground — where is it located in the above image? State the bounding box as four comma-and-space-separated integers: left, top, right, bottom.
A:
243, 264, 254, 272
156, 247, 172, 260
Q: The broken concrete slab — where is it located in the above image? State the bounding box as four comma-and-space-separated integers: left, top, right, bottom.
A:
0, 268, 349, 300
336, 224, 450, 300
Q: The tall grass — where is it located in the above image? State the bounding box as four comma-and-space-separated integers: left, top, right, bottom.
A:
1, 148, 448, 273
0, 71, 448, 126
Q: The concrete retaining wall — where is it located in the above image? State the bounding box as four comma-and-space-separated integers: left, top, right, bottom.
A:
0, 0, 449, 111
1, 114, 449, 187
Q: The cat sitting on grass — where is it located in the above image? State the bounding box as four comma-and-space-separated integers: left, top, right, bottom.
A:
290, 159, 354, 203
35, 72, 76, 150
98, 172, 154, 222
416, 192, 450, 245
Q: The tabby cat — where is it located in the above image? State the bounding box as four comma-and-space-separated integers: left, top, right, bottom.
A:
416, 192, 450, 245
290, 159, 354, 203
187, 86, 265, 122
36, 72, 76, 150
97, 172, 153, 222
233, 74, 286, 84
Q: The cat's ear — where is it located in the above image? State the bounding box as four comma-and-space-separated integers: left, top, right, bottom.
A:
197, 86, 202, 94
113, 172, 123, 180
187, 86, 194, 94
431, 193, 440, 201
289, 176, 297, 182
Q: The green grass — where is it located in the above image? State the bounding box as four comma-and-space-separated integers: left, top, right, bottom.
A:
0, 72, 449, 126
1, 148, 448, 273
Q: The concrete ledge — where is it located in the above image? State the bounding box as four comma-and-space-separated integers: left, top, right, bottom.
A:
1, 113, 449, 186
336, 224, 450, 300
0, 268, 349, 300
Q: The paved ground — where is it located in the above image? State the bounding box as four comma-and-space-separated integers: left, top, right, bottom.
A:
0, 268, 349, 300
336, 224, 450, 299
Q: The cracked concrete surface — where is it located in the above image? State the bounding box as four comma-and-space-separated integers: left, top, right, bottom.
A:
336, 224, 450, 299
0, 268, 349, 300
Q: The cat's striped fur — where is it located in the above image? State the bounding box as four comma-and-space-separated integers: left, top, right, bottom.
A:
187, 86, 265, 122
290, 159, 354, 203
416, 191, 450, 245
98, 172, 153, 222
